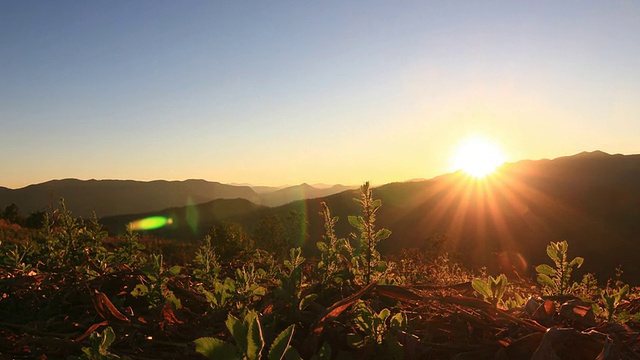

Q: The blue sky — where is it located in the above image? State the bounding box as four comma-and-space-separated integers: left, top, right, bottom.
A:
2, 1, 639, 188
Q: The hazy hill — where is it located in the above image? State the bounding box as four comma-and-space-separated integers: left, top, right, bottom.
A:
100, 151, 640, 282
100, 198, 268, 239
256, 183, 356, 207
0, 179, 354, 218
0, 179, 260, 218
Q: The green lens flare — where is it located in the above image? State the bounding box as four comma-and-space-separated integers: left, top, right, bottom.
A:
129, 216, 173, 231
186, 197, 199, 234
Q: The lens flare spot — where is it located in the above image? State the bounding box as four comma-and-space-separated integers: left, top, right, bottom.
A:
129, 216, 173, 231
186, 197, 199, 234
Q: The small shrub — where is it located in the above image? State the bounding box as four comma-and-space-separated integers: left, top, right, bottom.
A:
535, 240, 583, 296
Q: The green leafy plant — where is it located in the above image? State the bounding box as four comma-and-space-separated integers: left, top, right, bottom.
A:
472, 274, 509, 308
232, 263, 268, 311
200, 277, 236, 310
193, 235, 221, 284
601, 284, 630, 322
348, 182, 391, 285
78, 326, 126, 360
115, 225, 146, 268
316, 202, 353, 287
2, 241, 34, 273
535, 240, 584, 296
503, 292, 526, 310
194, 311, 300, 360
346, 300, 405, 359
131, 253, 182, 309
274, 247, 318, 322
576, 272, 601, 300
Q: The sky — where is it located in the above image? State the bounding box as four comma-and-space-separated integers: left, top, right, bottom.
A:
2, 1, 640, 189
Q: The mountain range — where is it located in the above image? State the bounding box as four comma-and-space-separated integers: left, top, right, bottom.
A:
4, 151, 640, 282
0, 179, 355, 217
100, 151, 640, 282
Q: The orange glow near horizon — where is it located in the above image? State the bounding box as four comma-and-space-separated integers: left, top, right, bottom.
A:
452, 137, 506, 178
382, 161, 596, 275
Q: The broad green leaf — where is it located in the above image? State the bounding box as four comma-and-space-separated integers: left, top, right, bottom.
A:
372, 199, 382, 211
489, 276, 500, 294
194, 337, 239, 360
569, 257, 584, 268
316, 242, 328, 252
226, 314, 248, 354
617, 284, 630, 303
374, 261, 388, 272
299, 293, 318, 311
546, 245, 559, 262
131, 284, 149, 297
536, 264, 556, 276
348, 216, 364, 230
252, 286, 267, 297
559, 241, 568, 253
390, 312, 405, 331
100, 327, 116, 354
494, 274, 508, 300
374, 229, 391, 241
246, 311, 264, 360
169, 265, 181, 276
537, 273, 555, 288
472, 279, 491, 298
377, 308, 390, 322
224, 277, 236, 289
268, 325, 295, 360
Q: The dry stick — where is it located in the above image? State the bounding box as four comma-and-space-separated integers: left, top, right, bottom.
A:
426, 295, 547, 332
0, 321, 80, 339
301, 282, 378, 356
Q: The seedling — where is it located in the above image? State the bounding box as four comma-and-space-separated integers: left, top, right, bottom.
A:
472, 274, 508, 308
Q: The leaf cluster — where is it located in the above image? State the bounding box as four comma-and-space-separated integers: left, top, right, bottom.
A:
535, 240, 583, 296
195, 311, 299, 360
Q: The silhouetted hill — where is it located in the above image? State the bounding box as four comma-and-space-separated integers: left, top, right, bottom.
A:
256, 183, 357, 207
100, 198, 268, 239
101, 151, 640, 282
0, 179, 354, 218
0, 179, 261, 217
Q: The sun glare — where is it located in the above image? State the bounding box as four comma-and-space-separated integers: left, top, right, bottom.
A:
453, 138, 506, 178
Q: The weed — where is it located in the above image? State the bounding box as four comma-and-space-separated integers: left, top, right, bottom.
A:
346, 300, 406, 359
131, 254, 182, 309
535, 240, 583, 296
76, 326, 127, 360
316, 202, 353, 287
349, 182, 391, 285
193, 235, 221, 284
472, 274, 508, 308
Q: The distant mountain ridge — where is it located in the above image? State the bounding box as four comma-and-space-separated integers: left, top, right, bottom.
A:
100, 151, 640, 282
0, 178, 355, 217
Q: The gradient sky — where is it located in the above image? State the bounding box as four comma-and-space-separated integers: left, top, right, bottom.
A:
2, 1, 639, 189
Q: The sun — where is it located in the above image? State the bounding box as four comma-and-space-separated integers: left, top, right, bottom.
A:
452, 137, 506, 178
